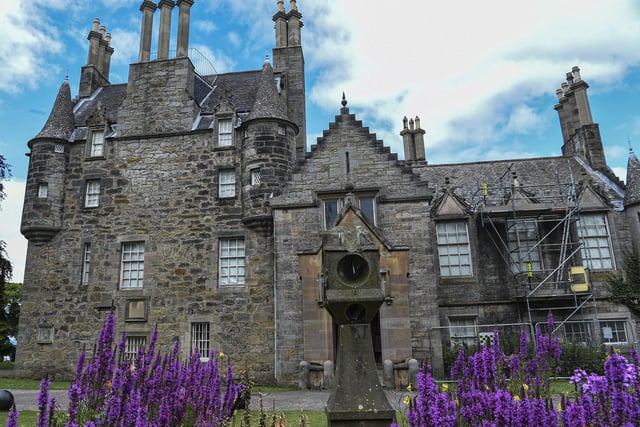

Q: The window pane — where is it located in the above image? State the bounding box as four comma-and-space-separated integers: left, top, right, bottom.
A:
359, 197, 375, 224
191, 322, 210, 357
82, 243, 91, 285
219, 238, 245, 286
91, 132, 104, 157
38, 183, 48, 199
121, 242, 145, 289
218, 119, 233, 146
436, 221, 472, 277
324, 200, 338, 229
219, 170, 236, 198
577, 214, 613, 270
85, 180, 100, 207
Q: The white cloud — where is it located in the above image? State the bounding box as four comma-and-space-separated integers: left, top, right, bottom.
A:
299, 0, 640, 163
193, 20, 217, 34
0, 179, 27, 283
191, 44, 236, 74
0, 2, 64, 93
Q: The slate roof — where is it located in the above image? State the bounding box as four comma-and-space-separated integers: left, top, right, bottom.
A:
33, 79, 75, 141
69, 68, 265, 138
624, 151, 640, 207
247, 60, 291, 123
414, 155, 624, 213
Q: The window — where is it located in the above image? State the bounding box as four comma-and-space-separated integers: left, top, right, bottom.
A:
577, 214, 614, 270
322, 195, 377, 229
219, 169, 236, 198
124, 336, 146, 360
90, 131, 104, 157
277, 124, 286, 135
219, 237, 245, 286
449, 317, 477, 347
436, 221, 472, 276
38, 183, 48, 199
600, 320, 628, 344
507, 218, 542, 274
120, 242, 145, 289
81, 243, 91, 285
191, 322, 210, 358
85, 180, 100, 207
561, 322, 592, 343
217, 118, 233, 146
251, 169, 261, 186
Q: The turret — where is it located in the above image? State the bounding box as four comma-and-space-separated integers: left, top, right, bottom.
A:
400, 115, 426, 163
21, 79, 75, 242
555, 66, 606, 171
79, 18, 114, 98
240, 56, 298, 230
272, 0, 306, 159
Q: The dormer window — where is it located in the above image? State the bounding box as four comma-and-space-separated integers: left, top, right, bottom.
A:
321, 193, 377, 229
89, 131, 104, 157
217, 118, 233, 147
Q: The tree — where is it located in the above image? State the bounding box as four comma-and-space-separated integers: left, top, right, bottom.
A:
0, 282, 21, 361
0, 154, 12, 307
608, 248, 640, 316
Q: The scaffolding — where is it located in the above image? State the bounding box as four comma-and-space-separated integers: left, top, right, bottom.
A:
469, 161, 597, 334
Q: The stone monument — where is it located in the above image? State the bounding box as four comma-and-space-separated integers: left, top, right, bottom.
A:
322, 216, 395, 427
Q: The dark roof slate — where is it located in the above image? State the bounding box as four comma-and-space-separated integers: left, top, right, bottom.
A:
34, 79, 75, 141
247, 61, 290, 122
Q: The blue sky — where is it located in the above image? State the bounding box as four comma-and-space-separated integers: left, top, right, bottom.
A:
2, 0, 640, 282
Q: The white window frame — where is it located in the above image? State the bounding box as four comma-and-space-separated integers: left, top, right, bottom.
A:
124, 336, 146, 360
120, 242, 145, 289
191, 322, 210, 359
449, 317, 477, 347
577, 213, 614, 270
507, 218, 542, 274
218, 169, 236, 198
38, 183, 48, 199
600, 320, 628, 345
217, 118, 233, 147
436, 221, 472, 277
219, 237, 245, 286
81, 243, 91, 285
85, 180, 100, 208
90, 131, 105, 157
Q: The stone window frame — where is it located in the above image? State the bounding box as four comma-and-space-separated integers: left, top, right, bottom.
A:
319, 192, 378, 230
81, 242, 91, 286
599, 319, 629, 345
190, 321, 211, 360
215, 115, 234, 148
37, 182, 48, 199
120, 241, 145, 289
84, 179, 101, 208
86, 127, 106, 159
435, 220, 473, 277
218, 236, 246, 286
250, 168, 261, 186
506, 217, 543, 275
125, 298, 148, 322
448, 316, 477, 348
37, 325, 54, 344
218, 168, 237, 199
576, 212, 615, 271
124, 335, 147, 360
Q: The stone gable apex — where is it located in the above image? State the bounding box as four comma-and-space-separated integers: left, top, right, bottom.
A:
332, 200, 398, 252
432, 190, 470, 218
578, 183, 611, 210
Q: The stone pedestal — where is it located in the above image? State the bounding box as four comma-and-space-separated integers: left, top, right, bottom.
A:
326, 324, 395, 427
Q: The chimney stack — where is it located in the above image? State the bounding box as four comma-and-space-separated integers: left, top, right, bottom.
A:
176, 0, 195, 57
157, 0, 176, 60
79, 18, 114, 97
138, 1, 157, 62
400, 116, 426, 163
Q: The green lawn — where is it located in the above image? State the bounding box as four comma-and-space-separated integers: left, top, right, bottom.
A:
0, 377, 70, 391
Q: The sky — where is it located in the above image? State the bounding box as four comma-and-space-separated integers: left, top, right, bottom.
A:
1, 0, 640, 283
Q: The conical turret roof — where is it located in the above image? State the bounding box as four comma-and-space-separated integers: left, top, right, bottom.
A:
247, 57, 291, 123
624, 149, 640, 207
33, 79, 75, 141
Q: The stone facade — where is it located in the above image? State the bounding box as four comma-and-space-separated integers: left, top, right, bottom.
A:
15, 1, 640, 384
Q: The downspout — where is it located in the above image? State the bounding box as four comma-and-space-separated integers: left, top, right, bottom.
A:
273, 211, 279, 382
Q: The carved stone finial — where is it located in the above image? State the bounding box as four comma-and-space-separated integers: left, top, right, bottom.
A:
341, 92, 347, 108
277, 0, 285, 12
403, 116, 408, 129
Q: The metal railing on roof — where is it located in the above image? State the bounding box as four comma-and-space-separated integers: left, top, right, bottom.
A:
150, 48, 217, 85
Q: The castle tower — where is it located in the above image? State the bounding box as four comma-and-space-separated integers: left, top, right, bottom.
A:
241, 56, 298, 230
79, 18, 114, 98
117, 0, 197, 136
400, 115, 427, 163
555, 66, 606, 171
21, 79, 75, 242
272, 0, 306, 159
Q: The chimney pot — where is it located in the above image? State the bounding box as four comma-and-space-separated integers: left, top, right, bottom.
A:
403, 116, 408, 129
556, 88, 564, 100
409, 118, 414, 130
93, 18, 100, 32
561, 82, 569, 92
99, 25, 106, 36
415, 116, 421, 129
572, 66, 582, 82
566, 72, 574, 86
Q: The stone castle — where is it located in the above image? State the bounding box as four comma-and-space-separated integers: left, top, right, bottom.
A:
16, 0, 640, 385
